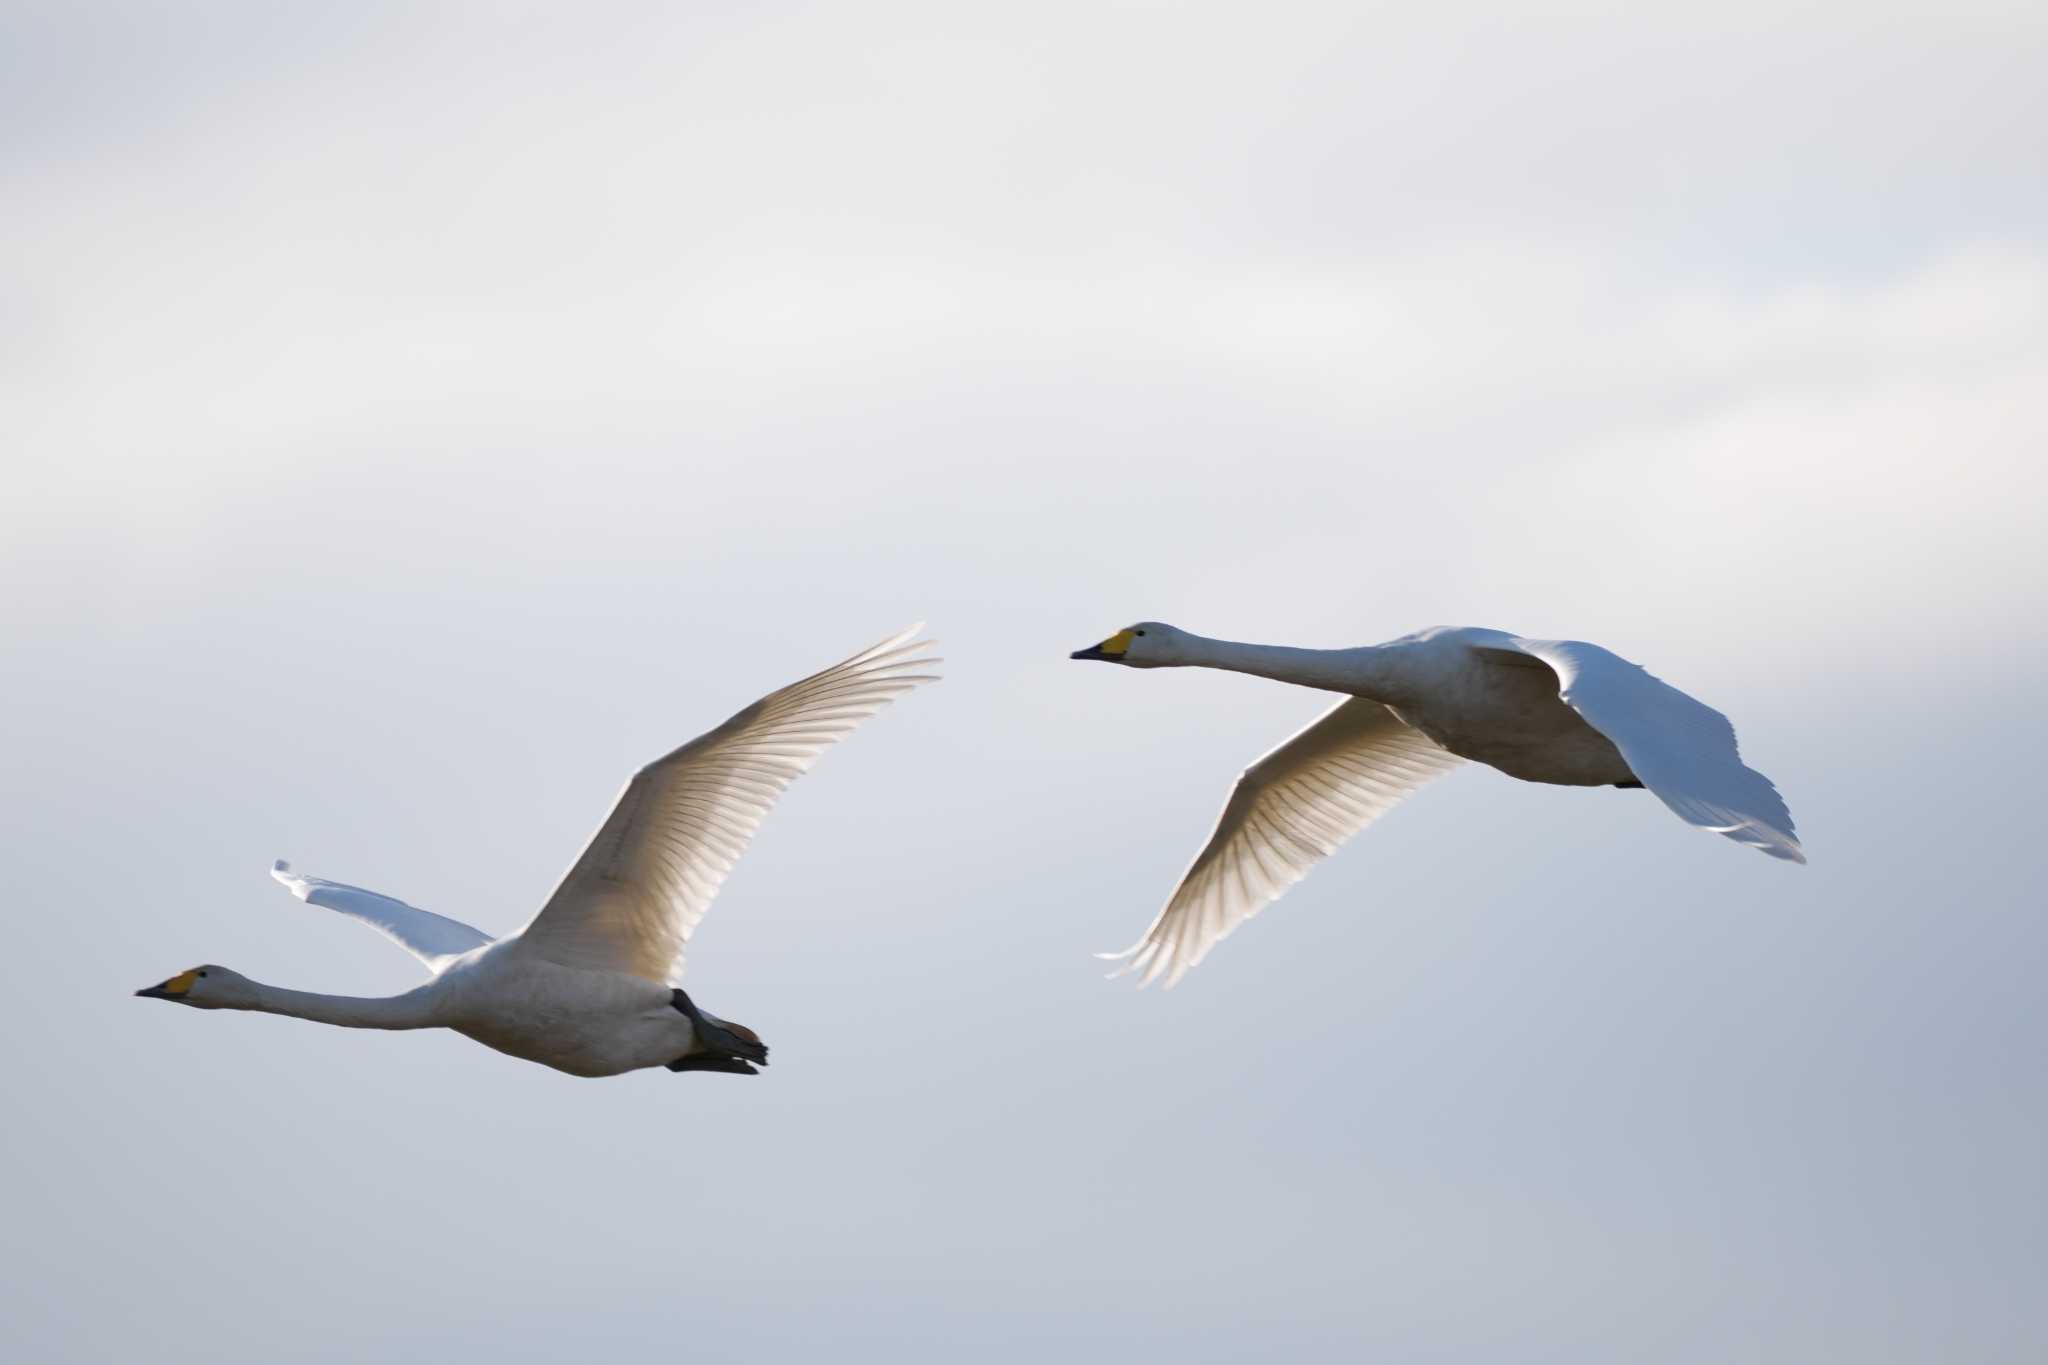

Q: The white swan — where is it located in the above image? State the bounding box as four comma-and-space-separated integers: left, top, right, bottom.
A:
1070, 623, 1802, 987
136, 626, 940, 1076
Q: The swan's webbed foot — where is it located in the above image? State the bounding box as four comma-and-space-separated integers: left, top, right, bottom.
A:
669, 987, 771, 1069
666, 1053, 760, 1075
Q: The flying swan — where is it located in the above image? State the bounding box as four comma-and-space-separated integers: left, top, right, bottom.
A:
136, 626, 940, 1076
1070, 623, 1802, 987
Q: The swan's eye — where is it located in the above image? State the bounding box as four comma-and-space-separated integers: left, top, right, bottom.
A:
197, 971, 209, 978
1134, 630, 1146, 637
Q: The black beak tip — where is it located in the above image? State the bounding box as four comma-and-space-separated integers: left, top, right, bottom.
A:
1070, 645, 1109, 661
135, 985, 169, 999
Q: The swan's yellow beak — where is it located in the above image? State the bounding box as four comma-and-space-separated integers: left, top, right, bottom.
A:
135, 969, 198, 1000
1070, 629, 1134, 662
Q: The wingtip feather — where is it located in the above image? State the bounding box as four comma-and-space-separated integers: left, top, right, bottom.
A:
270, 860, 315, 902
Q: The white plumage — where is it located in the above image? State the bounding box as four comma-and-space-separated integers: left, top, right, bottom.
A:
1072, 622, 1802, 987
137, 627, 939, 1077
268, 862, 492, 971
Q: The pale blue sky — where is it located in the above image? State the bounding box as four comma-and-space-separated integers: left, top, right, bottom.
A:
4, 3, 2044, 1361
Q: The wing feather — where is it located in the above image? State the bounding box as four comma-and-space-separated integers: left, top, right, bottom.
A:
1102, 697, 1463, 988
269, 860, 493, 973
1483, 638, 1805, 863
512, 626, 939, 983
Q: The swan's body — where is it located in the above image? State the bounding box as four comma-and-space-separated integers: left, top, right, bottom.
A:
137, 627, 940, 1077
1071, 623, 1802, 987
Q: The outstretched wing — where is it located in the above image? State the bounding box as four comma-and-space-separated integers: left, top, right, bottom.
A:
1478, 638, 1805, 863
1103, 697, 1464, 988
269, 860, 494, 973
512, 626, 940, 984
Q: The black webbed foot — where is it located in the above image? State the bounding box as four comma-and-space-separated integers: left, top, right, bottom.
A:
668, 987, 771, 1071
666, 1053, 761, 1075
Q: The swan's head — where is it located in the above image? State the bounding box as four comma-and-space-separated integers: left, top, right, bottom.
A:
135, 965, 249, 1009
1069, 621, 1189, 669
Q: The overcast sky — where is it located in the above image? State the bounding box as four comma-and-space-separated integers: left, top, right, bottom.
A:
5, 4, 2044, 1361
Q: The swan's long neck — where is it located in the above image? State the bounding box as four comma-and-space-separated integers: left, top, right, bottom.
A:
1176, 634, 1402, 699
229, 981, 442, 1030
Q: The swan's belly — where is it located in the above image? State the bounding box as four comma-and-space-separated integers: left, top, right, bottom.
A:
436, 957, 694, 1078
458, 1006, 694, 1078
1391, 687, 1636, 788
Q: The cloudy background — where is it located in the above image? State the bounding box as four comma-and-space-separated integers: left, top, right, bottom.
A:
5, 3, 2044, 1360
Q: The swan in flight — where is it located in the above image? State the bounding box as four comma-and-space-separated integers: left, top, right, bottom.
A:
1070, 623, 1802, 987
136, 626, 940, 1076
